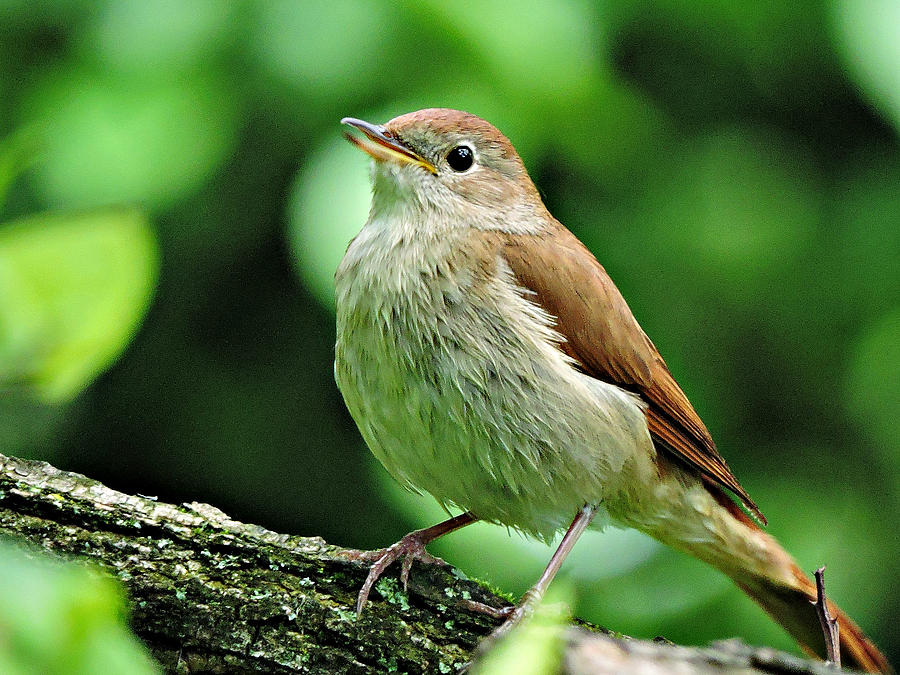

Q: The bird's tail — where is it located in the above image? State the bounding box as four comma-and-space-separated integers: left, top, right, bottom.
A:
733, 558, 891, 672
705, 486, 892, 673
634, 479, 892, 673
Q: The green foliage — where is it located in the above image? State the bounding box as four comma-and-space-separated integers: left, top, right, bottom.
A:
24, 72, 238, 209
0, 207, 157, 402
287, 135, 371, 309
0, 540, 158, 674
845, 309, 900, 463
473, 586, 571, 675
833, 0, 900, 130
1, 0, 897, 666
0, 127, 41, 214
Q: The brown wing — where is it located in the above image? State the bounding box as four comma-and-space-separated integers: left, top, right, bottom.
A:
499, 222, 765, 523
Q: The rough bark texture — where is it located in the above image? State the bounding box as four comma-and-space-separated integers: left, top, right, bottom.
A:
0, 453, 853, 674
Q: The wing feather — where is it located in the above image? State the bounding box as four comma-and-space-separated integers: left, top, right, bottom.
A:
498, 223, 765, 523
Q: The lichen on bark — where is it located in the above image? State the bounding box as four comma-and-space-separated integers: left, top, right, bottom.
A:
0, 454, 856, 674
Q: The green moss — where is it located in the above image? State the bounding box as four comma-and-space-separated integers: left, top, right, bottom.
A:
377, 655, 399, 672
374, 577, 410, 611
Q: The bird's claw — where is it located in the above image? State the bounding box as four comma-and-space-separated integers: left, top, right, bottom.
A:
352, 532, 448, 616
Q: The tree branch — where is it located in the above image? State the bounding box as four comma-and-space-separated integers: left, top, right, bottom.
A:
0, 453, 855, 674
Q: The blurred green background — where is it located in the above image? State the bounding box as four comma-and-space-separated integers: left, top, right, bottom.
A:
1, 0, 897, 666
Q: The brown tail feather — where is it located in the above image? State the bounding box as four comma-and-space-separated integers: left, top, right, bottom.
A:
707, 486, 893, 673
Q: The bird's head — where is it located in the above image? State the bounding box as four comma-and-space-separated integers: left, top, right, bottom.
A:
342, 108, 548, 233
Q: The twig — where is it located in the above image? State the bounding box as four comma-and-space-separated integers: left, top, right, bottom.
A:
812, 566, 841, 668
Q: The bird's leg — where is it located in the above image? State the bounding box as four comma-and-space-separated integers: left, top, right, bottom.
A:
474, 505, 598, 646
350, 511, 477, 615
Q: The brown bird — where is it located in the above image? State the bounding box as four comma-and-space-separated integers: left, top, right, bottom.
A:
335, 108, 891, 672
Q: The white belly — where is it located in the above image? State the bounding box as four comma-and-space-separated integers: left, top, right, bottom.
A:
334, 222, 656, 540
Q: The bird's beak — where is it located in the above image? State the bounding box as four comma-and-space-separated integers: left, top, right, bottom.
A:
341, 117, 437, 174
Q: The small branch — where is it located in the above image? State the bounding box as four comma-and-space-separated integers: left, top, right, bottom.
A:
812, 566, 841, 668
0, 452, 862, 674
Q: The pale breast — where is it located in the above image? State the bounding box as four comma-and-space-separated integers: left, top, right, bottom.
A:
334, 221, 655, 539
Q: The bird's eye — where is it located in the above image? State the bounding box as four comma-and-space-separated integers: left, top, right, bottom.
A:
446, 145, 474, 172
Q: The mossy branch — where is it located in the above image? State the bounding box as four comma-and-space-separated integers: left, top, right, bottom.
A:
0, 453, 854, 674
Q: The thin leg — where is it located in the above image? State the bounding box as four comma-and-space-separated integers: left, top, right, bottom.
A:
351, 512, 477, 615
477, 505, 598, 641
528, 504, 597, 604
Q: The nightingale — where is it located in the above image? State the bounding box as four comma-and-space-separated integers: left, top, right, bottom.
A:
334, 108, 891, 673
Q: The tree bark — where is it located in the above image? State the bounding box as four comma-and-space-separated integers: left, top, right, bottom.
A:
0, 453, 850, 674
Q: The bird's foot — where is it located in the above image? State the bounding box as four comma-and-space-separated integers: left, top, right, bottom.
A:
350, 531, 449, 615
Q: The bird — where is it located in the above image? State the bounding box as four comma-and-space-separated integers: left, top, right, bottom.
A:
333, 108, 891, 672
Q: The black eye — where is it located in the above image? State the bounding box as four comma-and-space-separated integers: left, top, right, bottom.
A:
446, 145, 474, 172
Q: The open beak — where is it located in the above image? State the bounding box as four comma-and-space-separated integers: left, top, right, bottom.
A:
341, 117, 437, 174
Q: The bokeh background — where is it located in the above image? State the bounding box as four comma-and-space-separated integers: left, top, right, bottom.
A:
1, 0, 897, 666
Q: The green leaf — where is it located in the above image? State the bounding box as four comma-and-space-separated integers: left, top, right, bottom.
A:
0, 540, 159, 674
473, 584, 570, 675
23, 69, 239, 209
833, 0, 900, 133
0, 207, 158, 402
